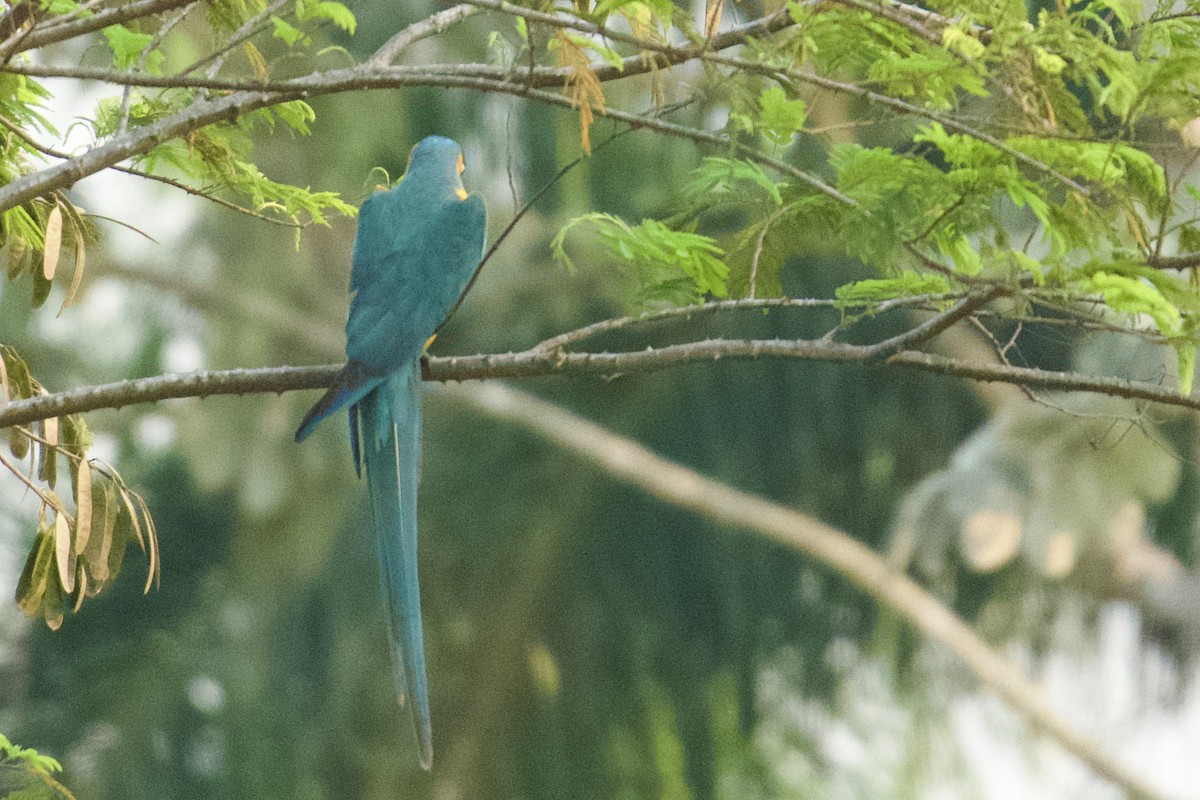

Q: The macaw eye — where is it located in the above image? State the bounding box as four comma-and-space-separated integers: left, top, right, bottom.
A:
456, 152, 465, 174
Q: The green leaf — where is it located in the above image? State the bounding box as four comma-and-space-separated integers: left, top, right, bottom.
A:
1033, 46, 1066, 75
1174, 343, 1196, 396
757, 85, 806, 146
561, 31, 624, 71
685, 157, 783, 206
1086, 271, 1181, 335
1179, 225, 1200, 254
834, 273, 952, 308
935, 232, 982, 276
271, 16, 307, 46
103, 25, 161, 71
295, 0, 356, 34
272, 100, 316, 135
553, 213, 729, 307
941, 25, 985, 60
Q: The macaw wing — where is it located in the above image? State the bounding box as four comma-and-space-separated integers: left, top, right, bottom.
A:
345, 194, 486, 373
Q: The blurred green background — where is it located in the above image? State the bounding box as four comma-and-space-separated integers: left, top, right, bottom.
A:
3, 2, 1200, 799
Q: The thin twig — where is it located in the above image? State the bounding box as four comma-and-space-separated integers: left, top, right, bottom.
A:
866, 285, 1007, 359
528, 294, 963, 355
184, 0, 290, 78
117, 3, 198, 135
0, 448, 73, 522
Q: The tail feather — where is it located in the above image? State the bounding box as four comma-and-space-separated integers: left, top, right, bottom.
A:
360, 361, 432, 769
294, 359, 384, 442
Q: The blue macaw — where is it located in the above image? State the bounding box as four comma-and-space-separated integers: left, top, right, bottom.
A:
294, 135, 486, 769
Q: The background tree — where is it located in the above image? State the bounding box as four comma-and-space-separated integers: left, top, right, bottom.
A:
2, 0, 1200, 798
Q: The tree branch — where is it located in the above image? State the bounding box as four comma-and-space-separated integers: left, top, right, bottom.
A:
448, 381, 1169, 800
0, 0, 1083, 212
369, 3, 483, 66
0, 0, 196, 57
1, 335, 1193, 430
0, 60, 858, 214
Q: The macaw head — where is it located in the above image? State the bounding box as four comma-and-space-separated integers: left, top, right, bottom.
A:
404, 136, 468, 198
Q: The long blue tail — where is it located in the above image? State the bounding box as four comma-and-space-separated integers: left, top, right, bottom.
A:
294, 359, 384, 443
359, 361, 432, 769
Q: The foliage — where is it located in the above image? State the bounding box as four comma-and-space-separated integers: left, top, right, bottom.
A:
3, 0, 1200, 797
553, 213, 728, 307
2, 346, 159, 629
0, 733, 73, 800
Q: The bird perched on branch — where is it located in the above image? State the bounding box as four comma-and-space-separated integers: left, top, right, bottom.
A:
295, 135, 487, 769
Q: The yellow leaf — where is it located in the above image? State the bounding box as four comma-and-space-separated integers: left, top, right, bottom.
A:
704, 0, 723, 39
244, 41, 268, 80
43, 204, 62, 280
57, 229, 85, 317
118, 484, 144, 550
74, 459, 92, 556
72, 568, 87, 612
85, 478, 115, 587
38, 416, 58, 488
54, 512, 75, 594
134, 492, 160, 592
16, 529, 53, 616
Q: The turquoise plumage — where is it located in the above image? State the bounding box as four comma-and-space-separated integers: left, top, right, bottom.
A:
295, 136, 487, 769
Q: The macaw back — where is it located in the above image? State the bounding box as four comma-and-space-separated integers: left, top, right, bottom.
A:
295, 136, 486, 769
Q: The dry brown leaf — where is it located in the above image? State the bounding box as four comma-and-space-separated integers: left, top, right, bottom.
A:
118, 483, 145, 550
74, 459, 92, 555
134, 492, 160, 592
57, 230, 86, 317
72, 568, 87, 612
43, 203, 62, 280
54, 511, 75, 594
554, 31, 605, 155
38, 415, 58, 486
704, 0, 724, 39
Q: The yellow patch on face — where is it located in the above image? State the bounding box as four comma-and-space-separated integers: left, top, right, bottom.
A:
455, 187, 469, 200
424, 333, 438, 351
456, 152, 465, 174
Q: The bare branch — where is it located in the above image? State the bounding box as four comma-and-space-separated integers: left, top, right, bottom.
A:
866, 286, 1007, 358
449, 381, 1169, 800
0, 0, 196, 57
1, 335, 1194, 430
370, 4, 482, 66
1146, 252, 1200, 271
